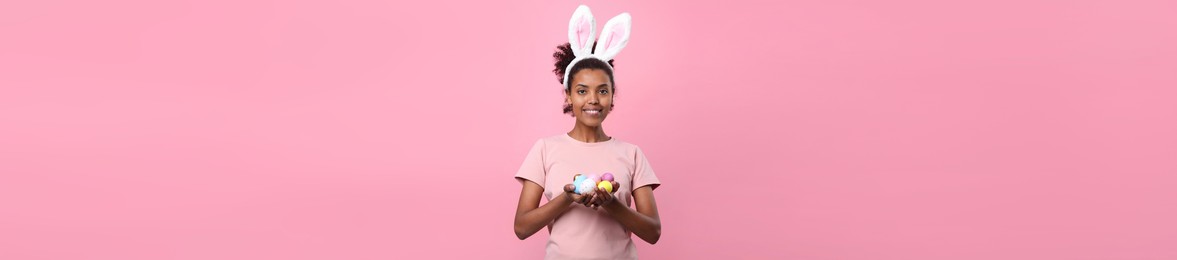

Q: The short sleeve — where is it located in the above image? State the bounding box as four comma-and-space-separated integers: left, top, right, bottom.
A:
632, 147, 661, 191
514, 139, 547, 188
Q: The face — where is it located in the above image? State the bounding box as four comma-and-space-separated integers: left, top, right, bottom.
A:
565, 69, 614, 127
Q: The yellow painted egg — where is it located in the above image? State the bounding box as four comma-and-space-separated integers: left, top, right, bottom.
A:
597, 181, 613, 193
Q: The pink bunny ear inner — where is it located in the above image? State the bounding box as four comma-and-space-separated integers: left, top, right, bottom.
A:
593, 13, 631, 60
567, 5, 597, 55
575, 16, 593, 48
600, 25, 626, 54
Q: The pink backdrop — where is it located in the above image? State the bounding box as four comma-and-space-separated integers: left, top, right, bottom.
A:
2, 0, 1176, 259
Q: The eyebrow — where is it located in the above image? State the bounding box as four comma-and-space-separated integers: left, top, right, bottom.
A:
575, 83, 612, 88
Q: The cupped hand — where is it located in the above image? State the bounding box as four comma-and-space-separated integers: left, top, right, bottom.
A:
563, 174, 590, 205
582, 181, 620, 210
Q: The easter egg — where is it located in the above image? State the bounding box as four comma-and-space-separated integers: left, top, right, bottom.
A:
597, 181, 613, 193
577, 178, 597, 194
575, 175, 587, 182
586, 174, 599, 183
600, 173, 614, 182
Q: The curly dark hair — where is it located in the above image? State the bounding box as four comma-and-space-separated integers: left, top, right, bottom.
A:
552, 42, 616, 116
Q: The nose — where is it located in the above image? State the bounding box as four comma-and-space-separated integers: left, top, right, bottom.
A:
588, 94, 599, 105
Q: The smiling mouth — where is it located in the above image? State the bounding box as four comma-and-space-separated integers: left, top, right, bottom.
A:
583, 109, 602, 116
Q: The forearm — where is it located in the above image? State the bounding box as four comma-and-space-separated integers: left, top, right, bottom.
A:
514, 193, 574, 239
602, 199, 661, 244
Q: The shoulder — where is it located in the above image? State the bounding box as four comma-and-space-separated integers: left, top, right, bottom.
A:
528, 134, 570, 151
610, 137, 638, 148
608, 137, 644, 155
536, 134, 566, 146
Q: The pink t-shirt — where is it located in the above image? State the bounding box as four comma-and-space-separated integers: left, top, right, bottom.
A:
515, 134, 661, 260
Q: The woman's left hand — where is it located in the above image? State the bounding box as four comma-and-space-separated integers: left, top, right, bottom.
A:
584, 181, 620, 209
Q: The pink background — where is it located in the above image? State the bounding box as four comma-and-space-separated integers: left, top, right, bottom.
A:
2, 0, 1175, 259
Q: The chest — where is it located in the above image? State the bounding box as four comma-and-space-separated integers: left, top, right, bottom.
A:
542, 154, 635, 204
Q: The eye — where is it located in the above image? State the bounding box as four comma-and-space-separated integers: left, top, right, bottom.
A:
577, 89, 587, 95
598, 89, 609, 94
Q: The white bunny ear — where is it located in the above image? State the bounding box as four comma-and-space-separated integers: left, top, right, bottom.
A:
593, 12, 631, 61
567, 5, 597, 57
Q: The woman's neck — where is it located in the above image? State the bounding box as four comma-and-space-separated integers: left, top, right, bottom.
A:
568, 124, 610, 143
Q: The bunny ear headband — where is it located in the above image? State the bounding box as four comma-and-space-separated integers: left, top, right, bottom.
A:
563, 5, 632, 88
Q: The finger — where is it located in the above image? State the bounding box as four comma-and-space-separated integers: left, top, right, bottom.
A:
564, 184, 575, 193
587, 192, 600, 206
598, 189, 612, 203
573, 174, 581, 182
592, 190, 606, 205
598, 188, 614, 205
610, 181, 620, 193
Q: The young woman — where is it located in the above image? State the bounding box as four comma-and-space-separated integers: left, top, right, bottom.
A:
512, 5, 662, 260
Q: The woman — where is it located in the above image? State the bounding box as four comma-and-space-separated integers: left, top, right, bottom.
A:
512, 5, 662, 260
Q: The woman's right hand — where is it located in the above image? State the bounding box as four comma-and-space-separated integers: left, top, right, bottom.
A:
564, 174, 590, 205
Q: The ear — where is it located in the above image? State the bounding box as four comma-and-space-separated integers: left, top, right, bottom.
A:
593, 12, 631, 61
567, 5, 596, 57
